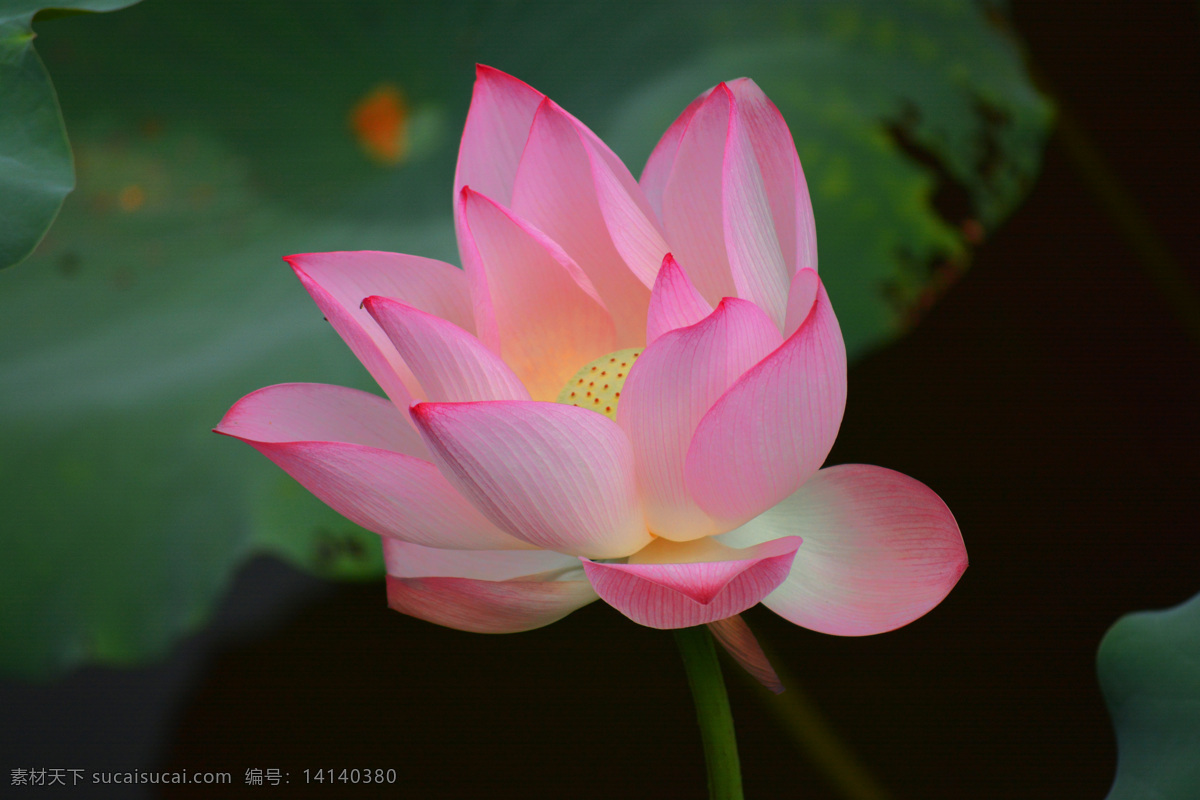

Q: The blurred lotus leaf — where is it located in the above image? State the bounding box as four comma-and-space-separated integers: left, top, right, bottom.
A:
0, 1, 143, 270
0, 0, 1051, 678
1099, 591, 1200, 800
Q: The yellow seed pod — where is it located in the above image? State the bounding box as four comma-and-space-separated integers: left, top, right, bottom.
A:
555, 348, 643, 421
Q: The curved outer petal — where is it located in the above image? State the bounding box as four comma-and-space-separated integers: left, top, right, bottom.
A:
386, 576, 598, 634
644, 80, 816, 328
411, 401, 651, 559
287, 252, 474, 420
723, 87, 789, 330
215, 384, 529, 550
581, 535, 801, 629
783, 267, 820, 339
645, 253, 713, 345
619, 297, 781, 541
383, 539, 597, 633
215, 382, 423, 455
384, 538, 583, 580
719, 465, 967, 636
457, 188, 616, 401
452, 67, 541, 353
453, 64, 544, 207
640, 88, 713, 220
577, 128, 673, 293
656, 85, 737, 307
511, 99, 653, 347
685, 277, 847, 527
725, 78, 817, 278
364, 296, 530, 403
707, 615, 783, 694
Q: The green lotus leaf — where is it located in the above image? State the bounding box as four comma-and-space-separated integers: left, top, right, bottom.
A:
1099, 590, 1200, 800
0, 1, 143, 270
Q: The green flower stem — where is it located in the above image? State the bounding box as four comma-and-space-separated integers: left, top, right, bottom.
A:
675, 625, 744, 800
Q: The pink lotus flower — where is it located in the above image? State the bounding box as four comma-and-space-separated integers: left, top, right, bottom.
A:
217, 67, 966, 653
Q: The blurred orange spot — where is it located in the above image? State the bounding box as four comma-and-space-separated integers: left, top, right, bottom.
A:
118, 185, 145, 211
961, 218, 984, 245
350, 84, 408, 165
140, 118, 164, 138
